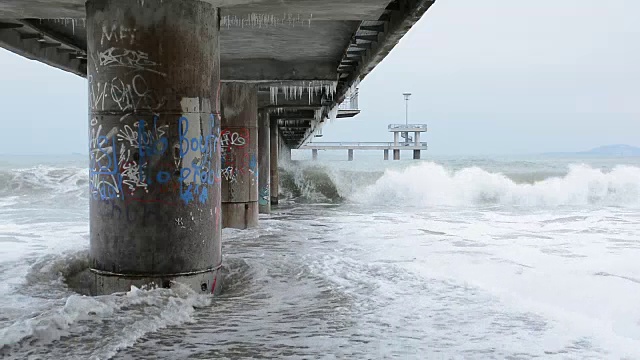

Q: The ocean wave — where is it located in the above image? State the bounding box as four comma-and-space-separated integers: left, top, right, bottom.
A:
353, 162, 640, 207
0, 166, 87, 197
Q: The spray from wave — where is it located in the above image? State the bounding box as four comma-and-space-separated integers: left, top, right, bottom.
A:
353, 162, 640, 207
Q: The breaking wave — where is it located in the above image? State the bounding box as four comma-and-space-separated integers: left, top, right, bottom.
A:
353, 162, 640, 207
0, 166, 87, 199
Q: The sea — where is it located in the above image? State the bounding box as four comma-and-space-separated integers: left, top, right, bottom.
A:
1, 152, 640, 359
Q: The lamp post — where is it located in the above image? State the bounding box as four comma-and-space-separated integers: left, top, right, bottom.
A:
403, 92, 411, 126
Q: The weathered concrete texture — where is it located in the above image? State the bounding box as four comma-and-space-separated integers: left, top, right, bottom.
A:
87, 0, 221, 295
393, 149, 400, 160
0, 0, 393, 19
281, 142, 292, 162
258, 110, 270, 214
270, 116, 279, 206
221, 83, 259, 229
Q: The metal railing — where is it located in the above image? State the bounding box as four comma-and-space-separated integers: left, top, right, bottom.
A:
301, 141, 428, 148
388, 124, 428, 130
337, 89, 359, 110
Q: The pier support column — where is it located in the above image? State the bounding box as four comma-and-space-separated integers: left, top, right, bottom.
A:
393, 149, 400, 160
87, 0, 221, 295
221, 83, 258, 229
312, 149, 318, 161
282, 145, 292, 162
413, 150, 421, 160
348, 149, 354, 161
270, 117, 279, 206
384, 149, 389, 160
258, 110, 270, 214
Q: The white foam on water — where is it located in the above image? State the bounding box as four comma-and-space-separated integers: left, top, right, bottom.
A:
353, 162, 640, 207
0, 278, 212, 359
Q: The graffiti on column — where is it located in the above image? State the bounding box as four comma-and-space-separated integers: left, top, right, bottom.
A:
220, 128, 252, 184
259, 184, 270, 206
89, 21, 221, 214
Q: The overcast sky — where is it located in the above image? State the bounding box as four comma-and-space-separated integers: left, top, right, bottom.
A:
1, 0, 638, 155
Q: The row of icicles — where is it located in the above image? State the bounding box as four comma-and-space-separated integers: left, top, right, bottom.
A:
269, 82, 338, 106
221, 13, 313, 28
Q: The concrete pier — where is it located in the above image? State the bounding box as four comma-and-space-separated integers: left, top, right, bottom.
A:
221, 83, 258, 229
282, 145, 292, 162
312, 149, 318, 161
87, 0, 221, 295
384, 149, 389, 160
258, 110, 270, 214
270, 117, 279, 206
348, 149, 354, 161
393, 149, 401, 160
413, 150, 421, 159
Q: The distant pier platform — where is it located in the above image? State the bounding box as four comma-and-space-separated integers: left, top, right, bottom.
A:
301, 124, 428, 160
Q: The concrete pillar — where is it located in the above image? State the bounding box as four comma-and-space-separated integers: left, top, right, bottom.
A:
270, 117, 279, 206
258, 110, 270, 214
312, 149, 318, 161
384, 149, 389, 160
87, 0, 221, 295
348, 149, 354, 161
393, 132, 399, 146
413, 132, 421, 159
282, 145, 292, 162
393, 149, 400, 160
220, 83, 259, 229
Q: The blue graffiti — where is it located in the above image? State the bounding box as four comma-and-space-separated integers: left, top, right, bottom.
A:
177, 114, 219, 205
90, 114, 219, 205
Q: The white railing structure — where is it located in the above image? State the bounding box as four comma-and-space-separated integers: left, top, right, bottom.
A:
388, 124, 428, 131
337, 88, 359, 110
300, 142, 428, 150
301, 122, 428, 161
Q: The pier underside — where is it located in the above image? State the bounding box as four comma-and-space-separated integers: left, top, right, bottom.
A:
0, 0, 435, 147
0, 0, 436, 295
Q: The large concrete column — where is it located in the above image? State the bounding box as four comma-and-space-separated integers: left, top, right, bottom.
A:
258, 110, 270, 214
87, 0, 221, 295
270, 117, 279, 206
384, 149, 389, 160
393, 149, 400, 160
312, 149, 318, 161
413, 150, 421, 160
220, 83, 259, 229
348, 149, 354, 161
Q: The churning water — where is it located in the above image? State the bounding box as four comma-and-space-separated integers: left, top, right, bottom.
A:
2, 154, 640, 359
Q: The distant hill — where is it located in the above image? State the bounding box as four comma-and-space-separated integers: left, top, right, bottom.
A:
543, 144, 640, 157
584, 144, 640, 156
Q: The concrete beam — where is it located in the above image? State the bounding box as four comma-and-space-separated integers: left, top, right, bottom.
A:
221, 59, 336, 82
0, 24, 85, 76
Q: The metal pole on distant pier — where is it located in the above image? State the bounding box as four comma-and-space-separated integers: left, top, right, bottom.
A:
403, 92, 411, 125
